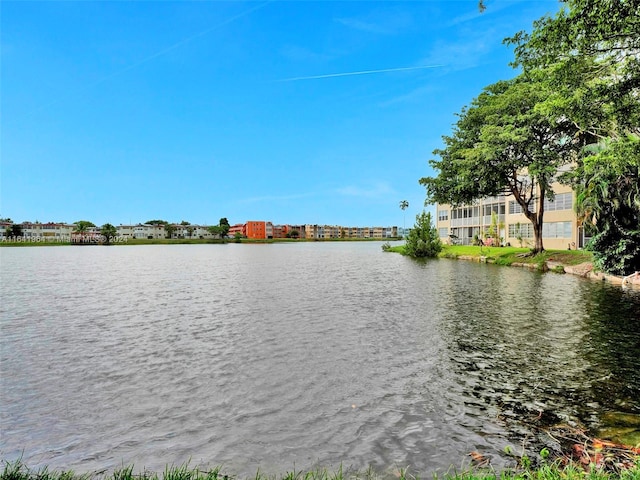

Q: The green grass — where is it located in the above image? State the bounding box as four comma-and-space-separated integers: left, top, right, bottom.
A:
442, 245, 593, 270
386, 244, 593, 270
529, 250, 594, 266
485, 248, 593, 269
438, 245, 530, 260
0, 241, 72, 247
2, 459, 639, 480
122, 238, 227, 245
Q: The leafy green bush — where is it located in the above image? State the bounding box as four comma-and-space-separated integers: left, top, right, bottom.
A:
404, 211, 442, 258
575, 137, 640, 276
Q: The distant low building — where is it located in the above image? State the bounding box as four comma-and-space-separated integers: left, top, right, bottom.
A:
22, 222, 75, 240
3, 219, 399, 242
245, 221, 267, 239
116, 225, 135, 239
133, 224, 166, 239
1, 221, 14, 239
167, 224, 215, 239
228, 223, 246, 237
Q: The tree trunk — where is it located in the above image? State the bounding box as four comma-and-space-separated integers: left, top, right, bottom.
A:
532, 184, 546, 254
510, 181, 545, 254
532, 216, 544, 254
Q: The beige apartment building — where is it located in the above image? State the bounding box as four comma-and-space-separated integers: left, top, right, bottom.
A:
20, 222, 76, 239
3, 220, 398, 242
303, 225, 398, 240
435, 184, 588, 250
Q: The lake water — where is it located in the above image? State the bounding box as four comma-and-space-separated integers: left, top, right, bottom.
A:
1, 243, 639, 477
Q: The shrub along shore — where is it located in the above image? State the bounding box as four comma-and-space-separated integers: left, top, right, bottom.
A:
2, 458, 640, 480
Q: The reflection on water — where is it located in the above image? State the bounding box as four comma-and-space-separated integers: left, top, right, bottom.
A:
1, 244, 639, 477
435, 263, 640, 453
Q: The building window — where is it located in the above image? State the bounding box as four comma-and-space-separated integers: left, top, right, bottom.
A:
543, 221, 572, 238
438, 210, 448, 221
508, 223, 533, 238
483, 203, 505, 216
544, 192, 573, 211
509, 201, 524, 215
438, 227, 448, 237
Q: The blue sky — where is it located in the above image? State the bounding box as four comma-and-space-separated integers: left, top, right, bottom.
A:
1, 0, 559, 227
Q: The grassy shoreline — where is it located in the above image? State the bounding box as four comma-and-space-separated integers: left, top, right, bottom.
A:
387, 244, 593, 270
386, 244, 640, 287
3, 458, 639, 480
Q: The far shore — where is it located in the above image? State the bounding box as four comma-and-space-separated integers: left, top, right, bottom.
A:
0, 237, 396, 247
3, 238, 637, 289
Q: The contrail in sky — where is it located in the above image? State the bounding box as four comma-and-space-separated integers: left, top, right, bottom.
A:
22, 1, 272, 119
93, 0, 272, 85
277, 64, 445, 82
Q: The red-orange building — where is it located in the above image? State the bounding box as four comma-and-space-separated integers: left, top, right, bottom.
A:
272, 224, 302, 238
228, 223, 246, 237
272, 225, 286, 238
227, 222, 310, 239
245, 221, 266, 239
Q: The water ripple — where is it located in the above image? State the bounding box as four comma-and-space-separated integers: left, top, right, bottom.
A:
1, 244, 639, 477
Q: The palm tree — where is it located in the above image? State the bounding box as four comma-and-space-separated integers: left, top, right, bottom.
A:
399, 200, 409, 238
73, 220, 95, 244
73, 220, 95, 235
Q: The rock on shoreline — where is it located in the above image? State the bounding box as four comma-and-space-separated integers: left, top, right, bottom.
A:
455, 255, 640, 290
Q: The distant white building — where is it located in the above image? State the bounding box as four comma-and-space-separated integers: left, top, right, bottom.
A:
169, 224, 216, 239
397, 227, 410, 238
21, 222, 76, 239
193, 225, 215, 239
116, 225, 135, 239
0, 221, 12, 239
133, 224, 166, 239
3, 220, 400, 242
